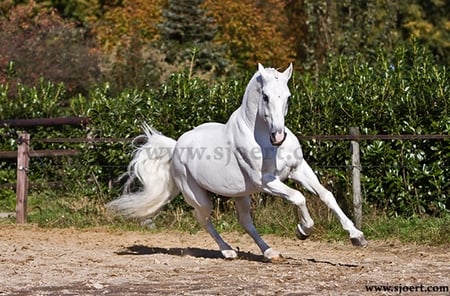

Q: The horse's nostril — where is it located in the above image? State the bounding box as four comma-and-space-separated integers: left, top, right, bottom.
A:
270, 131, 287, 146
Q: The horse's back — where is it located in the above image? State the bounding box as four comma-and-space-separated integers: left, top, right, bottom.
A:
175, 122, 226, 149
172, 122, 257, 196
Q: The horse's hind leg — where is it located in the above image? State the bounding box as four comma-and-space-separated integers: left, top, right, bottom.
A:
177, 174, 237, 259
291, 160, 368, 247
234, 196, 282, 261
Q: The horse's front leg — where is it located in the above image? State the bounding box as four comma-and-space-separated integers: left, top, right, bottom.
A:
290, 160, 368, 247
262, 174, 315, 239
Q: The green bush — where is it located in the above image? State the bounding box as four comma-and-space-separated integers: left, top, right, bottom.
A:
290, 42, 449, 216
0, 42, 448, 218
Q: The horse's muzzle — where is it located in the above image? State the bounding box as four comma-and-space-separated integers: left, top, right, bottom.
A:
270, 131, 287, 146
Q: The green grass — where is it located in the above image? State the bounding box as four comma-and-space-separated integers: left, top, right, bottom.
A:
0, 189, 142, 231
1, 191, 449, 246
362, 214, 450, 245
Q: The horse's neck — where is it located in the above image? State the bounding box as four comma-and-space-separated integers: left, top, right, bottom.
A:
238, 75, 261, 128
227, 74, 268, 142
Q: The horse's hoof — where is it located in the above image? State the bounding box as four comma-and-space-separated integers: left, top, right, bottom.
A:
351, 236, 368, 247
296, 225, 310, 240
270, 255, 285, 263
264, 248, 285, 263
221, 249, 238, 259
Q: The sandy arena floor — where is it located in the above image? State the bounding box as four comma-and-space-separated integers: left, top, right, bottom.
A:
0, 224, 449, 295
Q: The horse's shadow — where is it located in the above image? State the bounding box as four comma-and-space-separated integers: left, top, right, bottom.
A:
115, 245, 267, 262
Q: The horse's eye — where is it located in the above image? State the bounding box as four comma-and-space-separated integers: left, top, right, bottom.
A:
262, 93, 269, 103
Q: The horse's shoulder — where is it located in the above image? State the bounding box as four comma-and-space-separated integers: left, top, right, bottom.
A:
280, 127, 304, 167
284, 128, 301, 146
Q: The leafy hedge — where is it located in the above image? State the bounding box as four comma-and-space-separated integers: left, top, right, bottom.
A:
0, 42, 448, 216
289, 43, 449, 216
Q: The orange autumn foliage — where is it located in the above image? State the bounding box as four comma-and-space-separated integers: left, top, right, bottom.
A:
94, 0, 166, 51
203, 0, 296, 68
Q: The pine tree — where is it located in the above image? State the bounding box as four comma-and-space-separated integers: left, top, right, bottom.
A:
158, 0, 229, 76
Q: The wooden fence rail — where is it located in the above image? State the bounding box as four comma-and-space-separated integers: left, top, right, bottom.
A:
21, 134, 450, 143
0, 117, 91, 127
1, 122, 449, 224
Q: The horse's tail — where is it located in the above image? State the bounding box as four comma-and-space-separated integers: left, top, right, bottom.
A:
107, 124, 180, 219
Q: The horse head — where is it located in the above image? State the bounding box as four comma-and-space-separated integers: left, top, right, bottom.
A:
257, 63, 293, 146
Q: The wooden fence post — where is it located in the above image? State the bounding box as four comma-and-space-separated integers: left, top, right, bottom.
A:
350, 127, 362, 229
16, 132, 30, 224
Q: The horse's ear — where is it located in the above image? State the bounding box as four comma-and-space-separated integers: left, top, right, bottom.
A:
258, 63, 270, 81
283, 63, 293, 80
258, 63, 266, 75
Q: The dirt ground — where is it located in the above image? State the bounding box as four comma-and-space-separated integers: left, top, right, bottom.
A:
0, 224, 449, 296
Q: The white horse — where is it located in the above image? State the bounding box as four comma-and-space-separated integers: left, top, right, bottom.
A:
107, 63, 367, 261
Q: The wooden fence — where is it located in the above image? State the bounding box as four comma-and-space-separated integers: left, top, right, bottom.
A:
0, 117, 90, 223
1, 117, 449, 225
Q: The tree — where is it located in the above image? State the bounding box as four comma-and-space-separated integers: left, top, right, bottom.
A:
158, 0, 230, 76
93, 0, 172, 91
94, 0, 164, 50
0, 1, 100, 95
287, 0, 402, 72
285, 0, 449, 72
400, 1, 449, 65
204, 0, 295, 70
37, 0, 105, 24
284, 0, 308, 66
